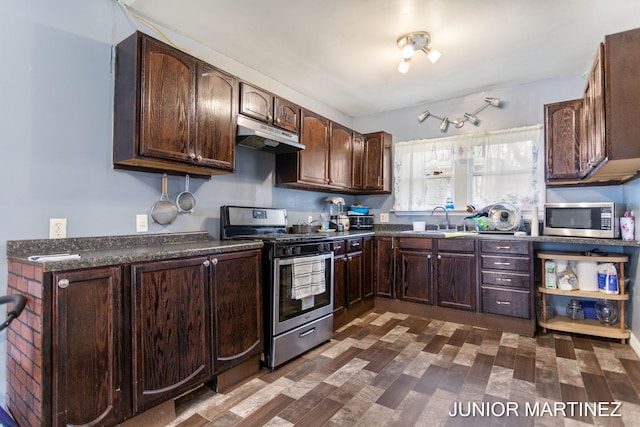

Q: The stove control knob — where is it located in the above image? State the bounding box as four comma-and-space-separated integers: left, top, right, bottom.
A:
282, 247, 292, 256
294, 246, 301, 255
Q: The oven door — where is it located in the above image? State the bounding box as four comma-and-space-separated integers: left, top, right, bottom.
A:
273, 251, 334, 336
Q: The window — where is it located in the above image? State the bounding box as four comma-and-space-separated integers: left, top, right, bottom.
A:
393, 125, 543, 213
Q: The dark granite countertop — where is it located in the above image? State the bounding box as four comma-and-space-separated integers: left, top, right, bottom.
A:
374, 228, 640, 247
6, 231, 263, 272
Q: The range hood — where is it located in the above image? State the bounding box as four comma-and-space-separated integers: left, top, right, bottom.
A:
236, 115, 304, 153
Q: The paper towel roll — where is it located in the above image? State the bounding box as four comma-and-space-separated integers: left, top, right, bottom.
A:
531, 207, 539, 236
576, 261, 598, 291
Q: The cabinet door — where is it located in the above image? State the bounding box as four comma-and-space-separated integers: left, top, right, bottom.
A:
437, 251, 476, 311
196, 64, 236, 171
274, 96, 299, 132
544, 99, 584, 180
352, 132, 364, 190
131, 257, 211, 412
375, 237, 395, 298
362, 236, 374, 299
299, 109, 330, 185
333, 254, 347, 314
139, 36, 197, 163
52, 267, 125, 427
240, 83, 272, 123
363, 132, 392, 192
210, 250, 262, 374
329, 123, 353, 188
398, 249, 434, 304
584, 43, 606, 175
347, 251, 363, 306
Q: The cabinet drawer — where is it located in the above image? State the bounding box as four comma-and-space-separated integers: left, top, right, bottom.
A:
346, 238, 363, 252
481, 255, 530, 272
481, 271, 531, 290
482, 286, 530, 319
480, 240, 530, 255
438, 238, 475, 252
332, 239, 346, 255
398, 238, 433, 250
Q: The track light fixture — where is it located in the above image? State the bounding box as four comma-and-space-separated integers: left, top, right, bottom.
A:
416, 97, 503, 132
396, 31, 440, 74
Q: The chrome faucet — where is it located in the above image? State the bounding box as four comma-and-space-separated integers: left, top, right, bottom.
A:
430, 206, 450, 230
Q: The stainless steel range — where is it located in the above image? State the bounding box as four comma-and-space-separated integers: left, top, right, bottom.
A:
221, 206, 334, 370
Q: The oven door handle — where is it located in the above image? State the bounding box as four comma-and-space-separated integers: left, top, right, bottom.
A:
299, 327, 316, 338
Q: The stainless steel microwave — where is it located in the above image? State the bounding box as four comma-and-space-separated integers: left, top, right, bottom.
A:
543, 202, 625, 238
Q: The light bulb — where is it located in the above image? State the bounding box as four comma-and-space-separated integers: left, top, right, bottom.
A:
397, 58, 411, 74
464, 113, 479, 125
402, 44, 415, 59
439, 117, 449, 132
426, 48, 441, 63
417, 110, 430, 122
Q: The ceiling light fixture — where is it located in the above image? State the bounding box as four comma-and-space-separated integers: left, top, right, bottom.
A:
416, 97, 503, 132
396, 31, 440, 74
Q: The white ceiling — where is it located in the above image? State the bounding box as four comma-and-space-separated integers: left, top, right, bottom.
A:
119, 0, 640, 118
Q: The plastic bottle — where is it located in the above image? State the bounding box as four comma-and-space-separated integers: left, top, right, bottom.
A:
445, 197, 454, 210
320, 208, 329, 230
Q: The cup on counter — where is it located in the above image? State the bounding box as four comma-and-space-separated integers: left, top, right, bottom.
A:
412, 221, 426, 231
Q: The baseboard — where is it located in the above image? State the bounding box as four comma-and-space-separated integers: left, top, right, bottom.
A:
630, 331, 640, 357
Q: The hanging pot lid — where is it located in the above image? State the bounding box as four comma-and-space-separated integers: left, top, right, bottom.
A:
488, 202, 521, 231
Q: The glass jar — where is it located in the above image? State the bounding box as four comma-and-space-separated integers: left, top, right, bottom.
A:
566, 299, 584, 320
595, 299, 618, 326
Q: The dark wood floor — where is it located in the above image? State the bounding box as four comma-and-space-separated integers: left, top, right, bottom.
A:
169, 310, 640, 426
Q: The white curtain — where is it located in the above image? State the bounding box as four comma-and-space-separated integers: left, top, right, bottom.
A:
393, 125, 543, 212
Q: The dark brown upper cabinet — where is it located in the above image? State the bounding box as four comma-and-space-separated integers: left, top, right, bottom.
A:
363, 131, 392, 193
544, 99, 585, 181
113, 32, 237, 176
329, 122, 354, 189
546, 27, 640, 186
240, 82, 299, 133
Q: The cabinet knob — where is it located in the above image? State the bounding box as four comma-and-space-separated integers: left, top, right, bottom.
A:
203, 260, 210, 267
196, 155, 203, 162
211, 258, 218, 265
275, 117, 281, 124
427, 254, 432, 259
268, 114, 273, 121
437, 254, 442, 260
189, 152, 196, 160
58, 279, 70, 289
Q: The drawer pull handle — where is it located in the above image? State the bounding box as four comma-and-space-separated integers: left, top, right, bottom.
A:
494, 262, 511, 266
495, 300, 511, 305
58, 279, 70, 289
496, 277, 512, 282
496, 246, 511, 250
299, 328, 316, 338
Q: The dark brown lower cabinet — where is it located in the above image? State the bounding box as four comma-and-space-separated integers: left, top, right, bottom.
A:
131, 257, 212, 413
333, 237, 373, 329
210, 250, 262, 374
374, 237, 395, 298
436, 239, 476, 311
52, 266, 126, 427
397, 238, 434, 305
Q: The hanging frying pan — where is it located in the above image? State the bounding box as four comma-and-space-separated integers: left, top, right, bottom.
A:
151, 173, 178, 225
176, 174, 196, 213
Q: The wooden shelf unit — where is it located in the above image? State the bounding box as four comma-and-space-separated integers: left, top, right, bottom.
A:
537, 251, 629, 343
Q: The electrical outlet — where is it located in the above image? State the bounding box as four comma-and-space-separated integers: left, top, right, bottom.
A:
136, 214, 149, 232
49, 218, 67, 239
307, 215, 313, 224
380, 213, 390, 223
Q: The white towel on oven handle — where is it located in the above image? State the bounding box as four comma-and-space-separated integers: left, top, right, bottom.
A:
291, 255, 326, 300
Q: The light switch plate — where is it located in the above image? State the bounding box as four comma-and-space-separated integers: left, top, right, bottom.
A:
136, 214, 149, 232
